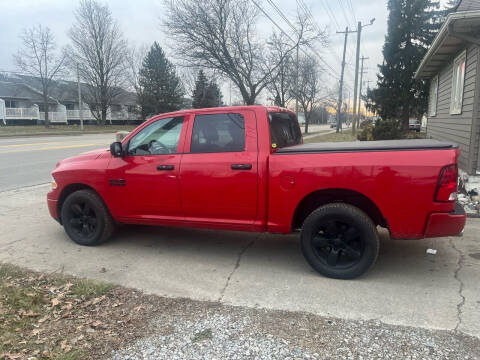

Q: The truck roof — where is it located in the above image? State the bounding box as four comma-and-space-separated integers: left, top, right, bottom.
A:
276, 139, 458, 154
146, 105, 295, 119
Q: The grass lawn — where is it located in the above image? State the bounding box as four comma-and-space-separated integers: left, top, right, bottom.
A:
0, 124, 137, 137
304, 129, 357, 143
0, 263, 160, 359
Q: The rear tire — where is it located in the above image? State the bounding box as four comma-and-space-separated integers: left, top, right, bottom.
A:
61, 189, 114, 246
301, 203, 379, 279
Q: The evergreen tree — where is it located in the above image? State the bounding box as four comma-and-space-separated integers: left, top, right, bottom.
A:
192, 70, 223, 108
368, 0, 442, 130
138, 42, 184, 118
207, 79, 223, 107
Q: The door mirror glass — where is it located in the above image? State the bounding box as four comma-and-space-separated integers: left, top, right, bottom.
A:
110, 141, 124, 157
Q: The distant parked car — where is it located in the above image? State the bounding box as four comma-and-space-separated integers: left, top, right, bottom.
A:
330, 121, 337, 128
409, 119, 421, 132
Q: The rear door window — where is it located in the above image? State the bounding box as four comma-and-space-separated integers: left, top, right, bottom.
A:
190, 113, 245, 153
268, 112, 302, 149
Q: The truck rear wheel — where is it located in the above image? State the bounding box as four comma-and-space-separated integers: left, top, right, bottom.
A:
61, 189, 114, 246
301, 203, 379, 279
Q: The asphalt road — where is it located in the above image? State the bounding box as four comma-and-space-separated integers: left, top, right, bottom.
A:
1, 184, 479, 341
0, 127, 334, 192
0, 133, 115, 191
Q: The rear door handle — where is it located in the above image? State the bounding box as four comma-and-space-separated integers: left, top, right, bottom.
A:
157, 164, 175, 171
231, 163, 252, 170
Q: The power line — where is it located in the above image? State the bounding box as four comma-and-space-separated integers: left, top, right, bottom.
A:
252, 0, 341, 81
295, 0, 355, 83
266, 0, 297, 33
337, 0, 354, 29
319, 0, 340, 28
347, 0, 357, 24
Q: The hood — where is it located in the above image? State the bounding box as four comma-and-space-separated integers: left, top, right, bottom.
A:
57, 147, 110, 166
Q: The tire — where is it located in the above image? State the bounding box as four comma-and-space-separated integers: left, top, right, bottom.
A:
60, 189, 115, 246
301, 203, 379, 279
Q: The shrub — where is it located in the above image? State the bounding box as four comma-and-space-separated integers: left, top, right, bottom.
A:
372, 119, 403, 140
357, 124, 374, 141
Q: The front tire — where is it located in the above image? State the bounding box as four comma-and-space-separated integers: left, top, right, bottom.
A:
301, 203, 379, 279
61, 189, 114, 246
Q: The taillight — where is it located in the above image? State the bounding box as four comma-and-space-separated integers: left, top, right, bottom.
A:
435, 164, 458, 202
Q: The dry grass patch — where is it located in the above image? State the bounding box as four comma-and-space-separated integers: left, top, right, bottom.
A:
0, 263, 164, 360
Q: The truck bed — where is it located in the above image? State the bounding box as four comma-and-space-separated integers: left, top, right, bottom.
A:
276, 139, 458, 154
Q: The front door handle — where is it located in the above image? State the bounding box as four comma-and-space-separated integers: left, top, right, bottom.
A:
157, 164, 175, 171
231, 163, 252, 170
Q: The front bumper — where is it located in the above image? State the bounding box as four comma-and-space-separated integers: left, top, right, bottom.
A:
424, 202, 466, 238
47, 192, 59, 222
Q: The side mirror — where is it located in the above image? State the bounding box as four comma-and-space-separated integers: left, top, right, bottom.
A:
110, 141, 124, 157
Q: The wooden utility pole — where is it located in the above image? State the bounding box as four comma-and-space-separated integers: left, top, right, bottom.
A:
335, 27, 356, 133
351, 18, 375, 136
357, 56, 369, 129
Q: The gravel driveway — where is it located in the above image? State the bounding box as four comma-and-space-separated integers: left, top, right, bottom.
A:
112, 299, 480, 359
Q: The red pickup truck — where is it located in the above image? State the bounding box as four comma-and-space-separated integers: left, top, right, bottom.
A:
47, 106, 466, 279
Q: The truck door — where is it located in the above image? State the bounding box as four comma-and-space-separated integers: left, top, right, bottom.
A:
107, 116, 186, 220
180, 110, 258, 227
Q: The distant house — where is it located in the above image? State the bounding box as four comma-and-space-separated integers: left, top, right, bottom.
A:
0, 73, 139, 125
415, 0, 480, 175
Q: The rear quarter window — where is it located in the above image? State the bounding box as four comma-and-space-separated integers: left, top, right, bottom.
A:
268, 112, 302, 149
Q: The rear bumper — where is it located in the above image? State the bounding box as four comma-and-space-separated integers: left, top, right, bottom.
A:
424, 202, 466, 238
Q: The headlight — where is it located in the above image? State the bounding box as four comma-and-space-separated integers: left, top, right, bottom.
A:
51, 176, 58, 190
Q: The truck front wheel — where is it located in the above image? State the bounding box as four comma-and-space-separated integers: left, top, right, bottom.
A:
61, 189, 115, 246
301, 203, 379, 279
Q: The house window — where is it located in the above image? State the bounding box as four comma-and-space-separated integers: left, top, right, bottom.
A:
428, 75, 438, 117
5, 100, 17, 108
65, 103, 74, 110
450, 50, 467, 115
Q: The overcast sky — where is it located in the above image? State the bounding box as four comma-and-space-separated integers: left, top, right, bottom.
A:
0, 0, 451, 106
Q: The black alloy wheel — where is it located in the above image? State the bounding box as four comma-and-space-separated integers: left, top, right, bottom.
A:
301, 203, 379, 279
61, 189, 114, 246
68, 202, 98, 239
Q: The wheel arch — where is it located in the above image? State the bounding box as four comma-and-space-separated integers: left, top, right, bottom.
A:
57, 183, 106, 224
292, 188, 388, 231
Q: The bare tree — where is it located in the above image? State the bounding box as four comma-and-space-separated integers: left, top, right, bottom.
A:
290, 55, 323, 134
126, 43, 148, 114
14, 25, 66, 128
163, 0, 323, 105
265, 32, 294, 107
67, 0, 128, 124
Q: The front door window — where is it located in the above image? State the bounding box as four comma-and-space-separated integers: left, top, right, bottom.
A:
128, 116, 184, 155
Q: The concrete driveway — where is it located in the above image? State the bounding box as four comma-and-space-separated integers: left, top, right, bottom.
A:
1, 184, 479, 340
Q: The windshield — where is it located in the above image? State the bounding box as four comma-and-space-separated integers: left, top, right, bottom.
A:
268, 112, 302, 149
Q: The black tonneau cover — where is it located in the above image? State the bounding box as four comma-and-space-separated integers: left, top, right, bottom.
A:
276, 139, 458, 154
